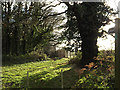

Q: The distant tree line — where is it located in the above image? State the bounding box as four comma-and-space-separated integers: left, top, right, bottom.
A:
2, 2, 64, 55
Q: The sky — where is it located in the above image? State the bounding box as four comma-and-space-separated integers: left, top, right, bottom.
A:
97, 0, 120, 50
53, 0, 120, 50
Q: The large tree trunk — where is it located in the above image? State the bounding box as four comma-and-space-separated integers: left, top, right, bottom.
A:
72, 3, 99, 68
79, 29, 98, 68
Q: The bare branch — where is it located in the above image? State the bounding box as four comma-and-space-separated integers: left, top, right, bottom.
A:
42, 10, 67, 20
103, 30, 115, 38
44, 2, 65, 11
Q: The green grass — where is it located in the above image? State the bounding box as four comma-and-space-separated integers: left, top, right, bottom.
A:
2, 58, 78, 88
2, 50, 115, 89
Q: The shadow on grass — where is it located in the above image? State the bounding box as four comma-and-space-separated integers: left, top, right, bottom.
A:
19, 67, 78, 88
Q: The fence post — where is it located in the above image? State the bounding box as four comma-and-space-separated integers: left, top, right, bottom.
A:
61, 69, 63, 88
0, 2, 2, 89
115, 18, 120, 89
27, 71, 29, 88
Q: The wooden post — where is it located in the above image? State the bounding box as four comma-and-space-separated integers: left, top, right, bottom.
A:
65, 50, 68, 58
67, 50, 68, 58
118, 1, 120, 18
61, 69, 63, 88
27, 71, 29, 88
115, 18, 120, 89
0, 2, 2, 90
70, 51, 71, 58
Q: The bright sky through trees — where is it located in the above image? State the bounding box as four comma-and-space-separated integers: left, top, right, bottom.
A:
54, 0, 120, 50
97, 0, 120, 50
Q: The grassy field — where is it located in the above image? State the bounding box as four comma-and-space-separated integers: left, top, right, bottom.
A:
2, 58, 79, 88
2, 50, 115, 89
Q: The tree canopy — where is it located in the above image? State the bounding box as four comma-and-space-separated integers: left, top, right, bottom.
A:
2, 2, 64, 55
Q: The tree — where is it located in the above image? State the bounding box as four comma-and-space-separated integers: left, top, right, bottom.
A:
62, 2, 113, 68
2, 2, 12, 55
2, 2, 64, 55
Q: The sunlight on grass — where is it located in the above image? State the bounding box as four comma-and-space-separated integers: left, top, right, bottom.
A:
2, 58, 74, 88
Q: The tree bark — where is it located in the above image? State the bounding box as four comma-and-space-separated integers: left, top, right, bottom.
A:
79, 29, 98, 68
11, 26, 18, 55
70, 3, 99, 68
22, 35, 26, 54
6, 2, 11, 55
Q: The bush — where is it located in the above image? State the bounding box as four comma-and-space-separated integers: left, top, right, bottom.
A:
68, 51, 82, 65
98, 50, 115, 61
49, 51, 58, 58
28, 51, 48, 61
72, 54, 115, 89
3, 51, 49, 66
73, 73, 114, 88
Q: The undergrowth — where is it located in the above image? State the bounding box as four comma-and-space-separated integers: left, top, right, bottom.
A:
70, 50, 115, 88
2, 51, 49, 66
